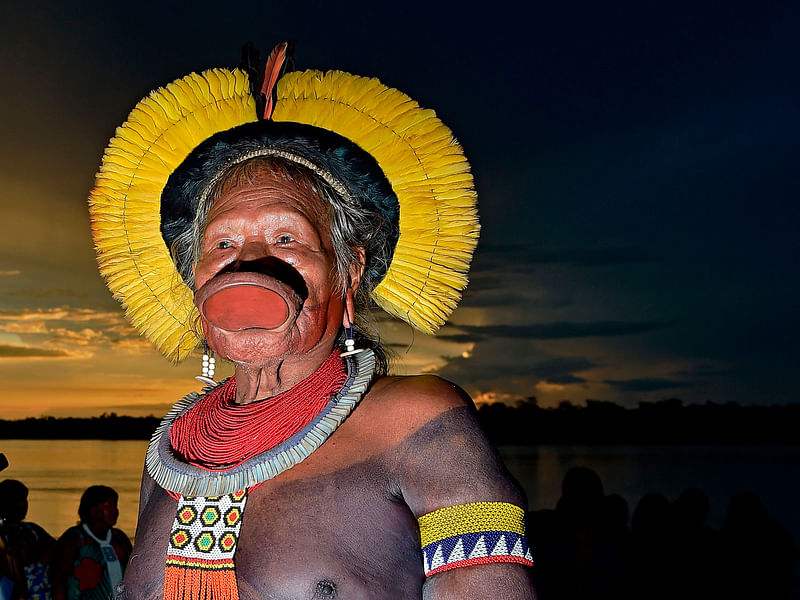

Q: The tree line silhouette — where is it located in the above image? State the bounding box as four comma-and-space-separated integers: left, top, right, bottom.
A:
0, 414, 159, 439
478, 398, 800, 444
0, 398, 798, 442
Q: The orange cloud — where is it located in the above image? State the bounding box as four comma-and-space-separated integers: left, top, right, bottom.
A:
0, 307, 142, 359
0, 320, 50, 334
0, 307, 121, 322
473, 391, 523, 406
110, 337, 155, 354
0, 344, 71, 358
535, 381, 567, 392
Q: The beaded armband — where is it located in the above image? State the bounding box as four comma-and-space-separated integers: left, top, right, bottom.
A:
418, 501, 534, 576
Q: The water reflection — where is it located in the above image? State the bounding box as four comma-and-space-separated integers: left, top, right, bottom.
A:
1, 439, 797, 569
1, 440, 146, 539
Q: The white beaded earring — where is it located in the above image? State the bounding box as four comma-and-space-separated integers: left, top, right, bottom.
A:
195, 340, 216, 385
341, 313, 363, 358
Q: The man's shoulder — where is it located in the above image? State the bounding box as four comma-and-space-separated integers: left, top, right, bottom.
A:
366, 373, 473, 417
374, 373, 469, 399
366, 375, 527, 516
336, 373, 480, 468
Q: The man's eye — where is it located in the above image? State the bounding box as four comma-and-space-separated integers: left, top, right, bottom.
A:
216, 240, 233, 249
277, 235, 294, 244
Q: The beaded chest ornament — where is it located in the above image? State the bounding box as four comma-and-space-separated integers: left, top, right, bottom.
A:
164, 491, 247, 600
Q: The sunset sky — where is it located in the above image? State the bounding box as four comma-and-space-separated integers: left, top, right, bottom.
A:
0, 1, 798, 417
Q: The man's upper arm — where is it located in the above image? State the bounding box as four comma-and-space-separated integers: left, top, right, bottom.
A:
137, 467, 159, 523
389, 377, 536, 599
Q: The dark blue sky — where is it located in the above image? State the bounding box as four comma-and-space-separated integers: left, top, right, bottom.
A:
0, 0, 798, 414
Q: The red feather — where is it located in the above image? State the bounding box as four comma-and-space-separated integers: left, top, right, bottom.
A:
260, 42, 289, 120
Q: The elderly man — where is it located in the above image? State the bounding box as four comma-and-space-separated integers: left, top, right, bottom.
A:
89, 44, 535, 599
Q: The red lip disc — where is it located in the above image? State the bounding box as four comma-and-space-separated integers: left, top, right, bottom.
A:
202, 285, 290, 331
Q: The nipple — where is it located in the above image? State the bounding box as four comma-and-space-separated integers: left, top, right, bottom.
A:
315, 580, 336, 598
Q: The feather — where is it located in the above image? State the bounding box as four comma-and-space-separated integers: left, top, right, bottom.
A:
260, 42, 292, 120
273, 70, 479, 333
89, 69, 257, 361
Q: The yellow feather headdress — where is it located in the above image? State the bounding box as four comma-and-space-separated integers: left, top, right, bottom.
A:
89, 52, 479, 362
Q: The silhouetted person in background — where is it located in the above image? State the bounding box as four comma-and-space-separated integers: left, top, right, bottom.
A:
672, 487, 723, 600
720, 491, 797, 600
531, 466, 629, 600
51, 486, 131, 600
598, 493, 630, 598
528, 505, 558, 600
553, 466, 605, 599
599, 493, 629, 544
0, 479, 54, 600
627, 492, 679, 600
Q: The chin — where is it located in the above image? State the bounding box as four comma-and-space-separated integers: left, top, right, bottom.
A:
207, 327, 297, 364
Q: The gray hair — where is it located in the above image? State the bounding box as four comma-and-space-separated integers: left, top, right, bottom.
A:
170, 156, 389, 373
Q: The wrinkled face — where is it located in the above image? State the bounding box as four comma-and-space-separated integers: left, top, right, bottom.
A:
194, 168, 347, 365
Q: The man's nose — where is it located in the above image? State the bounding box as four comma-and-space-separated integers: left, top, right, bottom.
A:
225, 240, 281, 276
225, 245, 287, 281
237, 238, 272, 263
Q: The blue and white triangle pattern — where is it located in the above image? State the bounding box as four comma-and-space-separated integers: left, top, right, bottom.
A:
422, 530, 534, 575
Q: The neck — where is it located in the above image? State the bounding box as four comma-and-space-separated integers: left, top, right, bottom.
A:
84, 521, 110, 540
232, 343, 336, 404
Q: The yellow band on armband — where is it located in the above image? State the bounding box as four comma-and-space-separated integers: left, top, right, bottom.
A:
418, 501, 533, 576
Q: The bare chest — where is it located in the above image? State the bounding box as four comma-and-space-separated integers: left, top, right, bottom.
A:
122, 461, 424, 600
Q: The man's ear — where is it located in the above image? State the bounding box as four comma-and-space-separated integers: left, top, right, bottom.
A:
342, 290, 355, 329
348, 247, 366, 296
342, 247, 366, 329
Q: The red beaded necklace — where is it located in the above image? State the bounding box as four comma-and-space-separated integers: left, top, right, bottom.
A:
170, 350, 347, 470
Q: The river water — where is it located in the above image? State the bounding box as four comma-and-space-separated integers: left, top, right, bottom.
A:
1, 440, 797, 550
